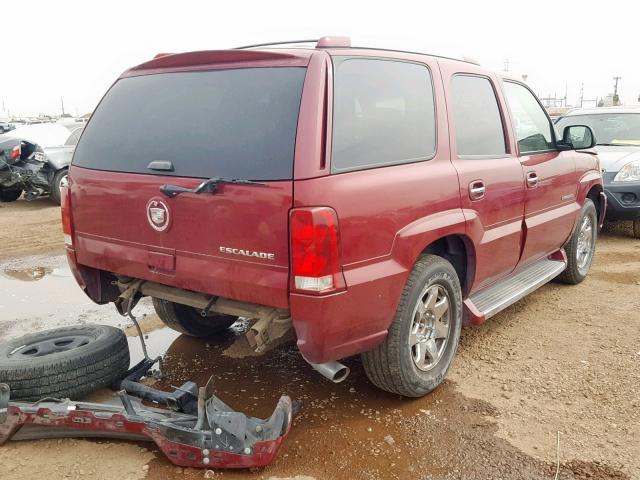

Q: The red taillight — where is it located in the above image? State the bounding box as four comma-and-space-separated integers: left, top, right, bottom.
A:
290, 207, 344, 294
60, 181, 73, 246
11, 145, 21, 161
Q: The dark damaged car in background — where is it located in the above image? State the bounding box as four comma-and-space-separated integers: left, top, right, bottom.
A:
0, 123, 82, 204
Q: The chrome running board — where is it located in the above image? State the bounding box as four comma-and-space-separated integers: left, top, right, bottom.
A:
469, 259, 566, 320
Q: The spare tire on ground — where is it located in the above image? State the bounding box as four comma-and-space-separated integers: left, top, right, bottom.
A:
0, 325, 129, 401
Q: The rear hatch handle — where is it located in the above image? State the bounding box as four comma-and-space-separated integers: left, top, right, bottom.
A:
160, 177, 266, 198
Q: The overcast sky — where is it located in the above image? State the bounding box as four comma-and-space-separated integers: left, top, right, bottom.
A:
1, 0, 639, 117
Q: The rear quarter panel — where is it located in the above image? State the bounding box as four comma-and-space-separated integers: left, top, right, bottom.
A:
291, 52, 467, 362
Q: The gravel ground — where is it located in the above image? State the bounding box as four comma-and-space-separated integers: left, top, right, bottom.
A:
0, 199, 638, 480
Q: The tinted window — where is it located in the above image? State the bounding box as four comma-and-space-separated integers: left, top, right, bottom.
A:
451, 75, 506, 156
331, 58, 436, 172
73, 68, 306, 180
503, 81, 555, 154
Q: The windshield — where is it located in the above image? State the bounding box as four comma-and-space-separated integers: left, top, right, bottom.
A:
73, 67, 306, 180
556, 113, 640, 146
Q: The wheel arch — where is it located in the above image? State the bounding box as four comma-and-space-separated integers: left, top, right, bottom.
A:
577, 170, 604, 225
420, 234, 475, 297
586, 183, 604, 225
392, 210, 476, 297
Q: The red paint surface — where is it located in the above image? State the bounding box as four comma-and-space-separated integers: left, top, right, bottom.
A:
0, 405, 290, 469
68, 47, 603, 364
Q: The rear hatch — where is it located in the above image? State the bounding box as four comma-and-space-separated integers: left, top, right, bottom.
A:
69, 53, 310, 308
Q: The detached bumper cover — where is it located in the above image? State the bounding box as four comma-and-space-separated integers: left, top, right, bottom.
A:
0, 382, 293, 469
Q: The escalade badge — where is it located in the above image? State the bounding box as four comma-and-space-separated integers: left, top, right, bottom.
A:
146, 198, 171, 232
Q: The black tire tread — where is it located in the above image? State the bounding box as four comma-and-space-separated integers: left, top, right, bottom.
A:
0, 187, 23, 203
557, 199, 597, 285
362, 254, 462, 397
0, 325, 129, 401
49, 168, 68, 205
152, 298, 236, 337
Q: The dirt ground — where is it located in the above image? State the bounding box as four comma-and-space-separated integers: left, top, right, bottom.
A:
0, 198, 638, 480
0, 198, 65, 259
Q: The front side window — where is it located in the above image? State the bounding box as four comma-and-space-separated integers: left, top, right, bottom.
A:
451, 75, 506, 157
331, 57, 436, 172
503, 81, 555, 154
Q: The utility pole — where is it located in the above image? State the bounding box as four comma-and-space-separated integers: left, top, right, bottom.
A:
613, 76, 621, 96
579, 82, 584, 108
613, 76, 621, 105
503, 58, 509, 72
61, 97, 65, 116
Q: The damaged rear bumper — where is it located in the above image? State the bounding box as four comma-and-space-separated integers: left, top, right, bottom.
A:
0, 380, 293, 469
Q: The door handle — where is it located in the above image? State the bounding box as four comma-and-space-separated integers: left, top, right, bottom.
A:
469, 180, 486, 200
526, 171, 538, 188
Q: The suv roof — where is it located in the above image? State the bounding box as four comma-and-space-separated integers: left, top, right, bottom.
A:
129, 36, 482, 77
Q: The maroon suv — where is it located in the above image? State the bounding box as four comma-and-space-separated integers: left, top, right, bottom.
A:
62, 36, 605, 397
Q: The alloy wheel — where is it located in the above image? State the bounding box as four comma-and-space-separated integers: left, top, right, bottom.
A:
576, 215, 595, 272
409, 284, 451, 371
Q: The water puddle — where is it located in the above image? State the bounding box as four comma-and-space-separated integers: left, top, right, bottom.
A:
1, 265, 54, 282
0, 254, 154, 340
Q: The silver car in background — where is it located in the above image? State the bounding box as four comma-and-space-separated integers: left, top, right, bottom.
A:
556, 106, 640, 237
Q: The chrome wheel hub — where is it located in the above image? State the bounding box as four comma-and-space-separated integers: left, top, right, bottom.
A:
576, 215, 594, 271
59, 174, 69, 190
409, 284, 451, 371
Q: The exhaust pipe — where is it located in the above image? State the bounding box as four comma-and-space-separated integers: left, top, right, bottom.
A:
306, 360, 350, 383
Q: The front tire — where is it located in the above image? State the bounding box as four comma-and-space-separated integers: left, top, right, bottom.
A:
557, 199, 597, 284
0, 187, 23, 202
152, 298, 237, 337
362, 254, 462, 397
50, 168, 68, 205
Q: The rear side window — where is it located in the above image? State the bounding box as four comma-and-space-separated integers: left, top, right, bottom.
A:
503, 81, 555, 154
73, 67, 306, 180
451, 75, 506, 157
331, 58, 436, 172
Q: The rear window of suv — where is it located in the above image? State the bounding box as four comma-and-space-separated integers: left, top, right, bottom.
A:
73, 67, 306, 180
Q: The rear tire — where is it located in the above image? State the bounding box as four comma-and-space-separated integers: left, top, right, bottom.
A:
0, 187, 22, 202
50, 168, 68, 205
152, 298, 237, 337
558, 199, 597, 284
361, 254, 462, 397
0, 325, 129, 401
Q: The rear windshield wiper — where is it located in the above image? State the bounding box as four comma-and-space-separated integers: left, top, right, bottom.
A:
160, 177, 266, 198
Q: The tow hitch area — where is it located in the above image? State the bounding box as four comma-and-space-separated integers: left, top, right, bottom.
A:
0, 371, 294, 469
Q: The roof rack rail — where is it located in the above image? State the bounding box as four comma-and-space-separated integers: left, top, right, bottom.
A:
232, 37, 481, 66
234, 36, 351, 50
234, 39, 319, 49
